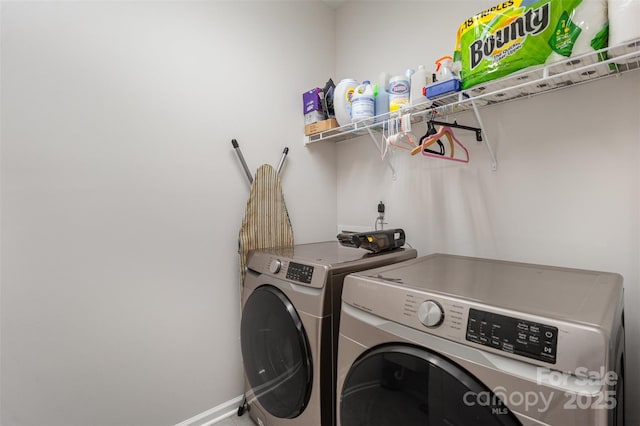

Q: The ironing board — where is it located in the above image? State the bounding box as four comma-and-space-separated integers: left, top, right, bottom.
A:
238, 164, 294, 289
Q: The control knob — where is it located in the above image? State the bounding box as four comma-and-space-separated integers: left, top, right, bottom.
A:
418, 300, 444, 328
269, 259, 282, 274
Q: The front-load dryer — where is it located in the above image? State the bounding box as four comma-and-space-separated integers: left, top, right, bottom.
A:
240, 241, 417, 426
336, 254, 624, 426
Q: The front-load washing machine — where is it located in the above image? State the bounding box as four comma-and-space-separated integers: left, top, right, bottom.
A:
240, 241, 417, 426
337, 254, 625, 426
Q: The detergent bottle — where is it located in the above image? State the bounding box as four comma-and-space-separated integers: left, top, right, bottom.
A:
350, 80, 375, 122
410, 65, 432, 107
334, 78, 358, 126
374, 72, 389, 122
374, 84, 389, 123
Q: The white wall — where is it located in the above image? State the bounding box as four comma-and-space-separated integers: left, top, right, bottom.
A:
335, 1, 639, 424
3, 1, 638, 425
0, 1, 336, 425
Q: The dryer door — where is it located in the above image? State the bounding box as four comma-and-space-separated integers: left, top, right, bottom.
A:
241, 285, 312, 419
340, 344, 521, 426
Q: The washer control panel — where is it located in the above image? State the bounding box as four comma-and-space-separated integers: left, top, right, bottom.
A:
466, 308, 558, 364
285, 261, 314, 285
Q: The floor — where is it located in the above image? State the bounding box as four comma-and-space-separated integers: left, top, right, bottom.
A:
213, 413, 256, 426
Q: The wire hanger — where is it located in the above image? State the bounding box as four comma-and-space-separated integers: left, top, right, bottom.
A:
410, 125, 469, 163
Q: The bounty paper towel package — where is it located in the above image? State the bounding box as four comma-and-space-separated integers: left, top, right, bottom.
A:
455, 0, 609, 89
609, 0, 640, 63
546, 0, 609, 65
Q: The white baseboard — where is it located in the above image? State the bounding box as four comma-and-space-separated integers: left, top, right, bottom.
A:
175, 395, 244, 426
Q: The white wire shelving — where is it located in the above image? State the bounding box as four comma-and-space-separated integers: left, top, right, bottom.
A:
304, 39, 640, 171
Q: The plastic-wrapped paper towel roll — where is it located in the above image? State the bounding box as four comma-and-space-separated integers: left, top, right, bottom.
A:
455, 0, 608, 89
546, 0, 608, 66
609, 0, 640, 63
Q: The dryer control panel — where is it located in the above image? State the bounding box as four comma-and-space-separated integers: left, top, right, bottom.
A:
286, 262, 314, 285
466, 308, 558, 364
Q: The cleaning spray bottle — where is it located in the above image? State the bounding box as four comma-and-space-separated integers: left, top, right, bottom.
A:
435, 56, 456, 81
426, 56, 462, 99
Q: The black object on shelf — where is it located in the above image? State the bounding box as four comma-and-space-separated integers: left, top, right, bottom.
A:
337, 228, 406, 253
430, 120, 483, 142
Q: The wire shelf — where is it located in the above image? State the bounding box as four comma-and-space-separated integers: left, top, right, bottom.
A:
305, 38, 640, 145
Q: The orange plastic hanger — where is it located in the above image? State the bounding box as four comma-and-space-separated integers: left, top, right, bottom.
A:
410, 125, 469, 163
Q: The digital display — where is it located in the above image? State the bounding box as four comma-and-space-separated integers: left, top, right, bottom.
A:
286, 262, 314, 284
466, 308, 558, 364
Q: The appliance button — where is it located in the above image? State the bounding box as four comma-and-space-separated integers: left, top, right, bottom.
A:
418, 300, 444, 328
269, 259, 282, 274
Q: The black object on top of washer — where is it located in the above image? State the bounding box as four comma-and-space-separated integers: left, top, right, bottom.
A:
337, 228, 406, 253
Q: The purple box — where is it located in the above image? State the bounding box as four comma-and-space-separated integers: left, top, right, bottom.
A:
303, 88, 322, 113
303, 87, 325, 124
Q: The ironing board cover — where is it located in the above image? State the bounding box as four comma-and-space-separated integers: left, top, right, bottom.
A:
238, 164, 294, 289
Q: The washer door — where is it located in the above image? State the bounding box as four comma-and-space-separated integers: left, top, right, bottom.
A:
340, 345, 521, 426
241, 285, 312, 419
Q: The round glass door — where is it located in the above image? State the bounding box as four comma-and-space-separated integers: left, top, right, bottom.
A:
241, 285, 312, 419
340, 345, 521, 426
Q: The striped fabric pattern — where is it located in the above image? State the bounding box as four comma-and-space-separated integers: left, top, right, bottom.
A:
238, 164, 294, 288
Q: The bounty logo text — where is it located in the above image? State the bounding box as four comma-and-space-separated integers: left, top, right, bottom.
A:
470, 2, 550, 69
